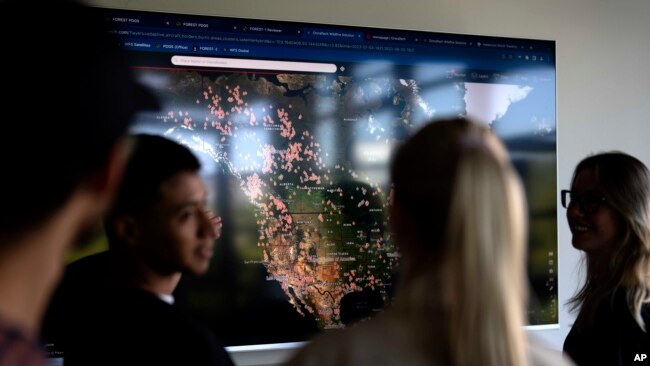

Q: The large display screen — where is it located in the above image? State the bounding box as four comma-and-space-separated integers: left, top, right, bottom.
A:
97, 7, 558, 348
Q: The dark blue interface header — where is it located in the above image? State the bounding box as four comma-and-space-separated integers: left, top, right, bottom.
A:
97, 8, 554, 81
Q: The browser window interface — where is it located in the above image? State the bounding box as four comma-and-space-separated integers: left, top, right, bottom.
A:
97, 7, 558, 347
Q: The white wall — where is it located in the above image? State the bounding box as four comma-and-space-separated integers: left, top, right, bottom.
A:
87, 0, 650, 363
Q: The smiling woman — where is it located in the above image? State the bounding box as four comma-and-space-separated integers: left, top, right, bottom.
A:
562, 152, 650, 366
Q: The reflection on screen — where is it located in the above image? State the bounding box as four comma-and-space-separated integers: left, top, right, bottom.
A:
98, 8, 558, 346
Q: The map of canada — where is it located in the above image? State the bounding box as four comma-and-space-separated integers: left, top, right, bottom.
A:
136, 69, 554, 330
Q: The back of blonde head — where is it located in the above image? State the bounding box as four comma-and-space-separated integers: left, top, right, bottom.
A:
391, 118, 528, 366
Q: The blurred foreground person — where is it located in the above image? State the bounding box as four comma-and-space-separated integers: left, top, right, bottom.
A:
288, 118, 573, 366
0, 1, 156, 365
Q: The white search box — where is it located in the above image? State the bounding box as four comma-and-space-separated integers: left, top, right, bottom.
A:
171, 55, 337, 73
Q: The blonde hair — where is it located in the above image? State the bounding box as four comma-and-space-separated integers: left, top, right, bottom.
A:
568, 152, 650, 331
391, 118, 528, 366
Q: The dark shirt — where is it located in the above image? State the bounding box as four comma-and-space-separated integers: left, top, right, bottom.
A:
564, 289, 650, 366
0, 318, 45, 366
42, 252, 234, 366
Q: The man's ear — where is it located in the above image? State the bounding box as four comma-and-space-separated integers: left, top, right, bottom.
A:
113, 216, 139, 247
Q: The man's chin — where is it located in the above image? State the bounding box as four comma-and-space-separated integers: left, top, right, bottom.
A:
188, 263, 211, 276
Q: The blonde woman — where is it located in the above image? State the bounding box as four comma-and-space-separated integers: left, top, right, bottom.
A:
563, 152, 650, 365
288, 118, 572, 366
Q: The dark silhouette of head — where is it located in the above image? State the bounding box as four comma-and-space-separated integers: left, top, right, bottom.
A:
0, 0, 158, 245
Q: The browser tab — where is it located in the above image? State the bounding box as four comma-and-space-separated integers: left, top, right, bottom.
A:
364, 31, 415, 43
239, 23, 301, 36
304, 28, 363, 42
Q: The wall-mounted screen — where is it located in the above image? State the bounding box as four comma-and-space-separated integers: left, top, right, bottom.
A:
96, 7, 557, 349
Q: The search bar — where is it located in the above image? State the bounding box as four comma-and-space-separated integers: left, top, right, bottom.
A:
171, 55, 337, 73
